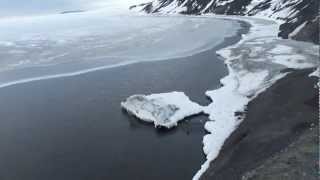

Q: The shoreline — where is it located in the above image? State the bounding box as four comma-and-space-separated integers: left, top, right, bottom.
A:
0, 14, 318, 180
189, 15, 319, 180
201, 69, 319, 180
0, 15, 243, 90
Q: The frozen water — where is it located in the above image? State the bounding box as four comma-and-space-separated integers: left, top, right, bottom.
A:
0, 12, 239, 88
121, 92, 204, 128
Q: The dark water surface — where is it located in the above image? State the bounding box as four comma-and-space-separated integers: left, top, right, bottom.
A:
0, 24, 247, 180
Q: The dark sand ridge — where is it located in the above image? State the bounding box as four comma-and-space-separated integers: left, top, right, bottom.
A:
0, 22, 249, 180
201, 69, 319, 180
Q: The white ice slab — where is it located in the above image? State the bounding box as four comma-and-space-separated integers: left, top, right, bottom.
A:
121, 92, 204, 128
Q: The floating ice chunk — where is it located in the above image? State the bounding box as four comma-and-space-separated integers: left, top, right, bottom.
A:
121, 92, 203, 128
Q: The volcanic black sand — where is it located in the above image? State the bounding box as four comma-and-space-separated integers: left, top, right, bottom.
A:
0, 22, 249, 180
242, 124, 318, 180
201, 69, 319, 180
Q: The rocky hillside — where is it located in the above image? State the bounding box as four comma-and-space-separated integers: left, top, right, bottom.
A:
132, 0, 319, 44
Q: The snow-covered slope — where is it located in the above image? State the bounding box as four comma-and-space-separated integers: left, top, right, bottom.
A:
133, 0, 319, 44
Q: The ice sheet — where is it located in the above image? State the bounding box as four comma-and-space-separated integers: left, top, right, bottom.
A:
0, 12, 239, 88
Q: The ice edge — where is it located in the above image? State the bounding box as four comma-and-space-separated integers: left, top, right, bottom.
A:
193, 15, 319, 180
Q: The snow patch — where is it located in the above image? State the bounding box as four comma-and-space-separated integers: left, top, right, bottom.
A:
309, 67, 319, 78
272, 54, 314, 69
269, 44, 293, 54
288, 21, 308, 38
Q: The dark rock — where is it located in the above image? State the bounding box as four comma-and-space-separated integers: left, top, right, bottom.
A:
138, 0, 319, 44
290, 17, 319, 44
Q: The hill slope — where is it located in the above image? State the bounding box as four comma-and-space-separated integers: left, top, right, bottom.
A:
133, 0, 319, 44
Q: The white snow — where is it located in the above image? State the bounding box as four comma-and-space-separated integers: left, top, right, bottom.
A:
192, 15, 319, 180
160, 1, 187, 14
201, 0, 215, 13
121, 92, 204, 128
288, 21, 308, 38
309, 67, 320, 78
272, 54, 314, 69
246, 0, 303, 21
269, 44, 293, 54
237, 70, 270, 96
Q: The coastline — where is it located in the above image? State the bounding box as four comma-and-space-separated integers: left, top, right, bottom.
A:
0, 18, 249, 180
201, 69, 319, 180
0, 13, 318, 180
191, 15, 319, 180
0, 15, 242, 90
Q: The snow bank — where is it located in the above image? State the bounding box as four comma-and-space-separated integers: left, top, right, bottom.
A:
192, 15, 319, 180
121, 92, 203, 128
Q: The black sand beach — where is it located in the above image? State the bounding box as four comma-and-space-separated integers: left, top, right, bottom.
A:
201, 69, 319, 180
0, 22, 249, 180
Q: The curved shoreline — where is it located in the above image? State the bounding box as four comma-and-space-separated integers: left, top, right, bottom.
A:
201, 68, 318, 180
0, 16, 241, 90
0, 14, 317, 180
0, 17, 249, 180
193, 16, 319, 179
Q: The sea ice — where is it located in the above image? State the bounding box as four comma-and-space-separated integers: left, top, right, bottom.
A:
121, 92, 203, 128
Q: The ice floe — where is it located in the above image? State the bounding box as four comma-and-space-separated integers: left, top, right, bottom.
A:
121, 92, 204, 128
